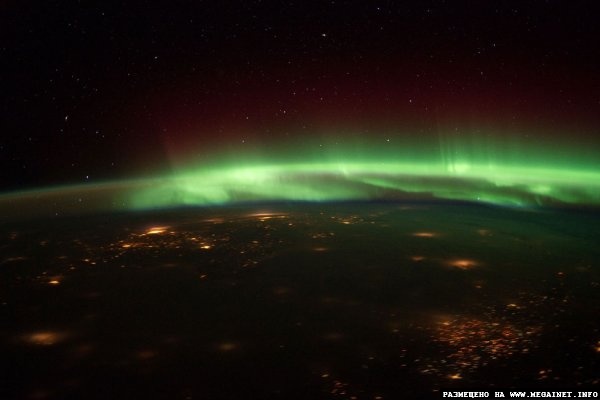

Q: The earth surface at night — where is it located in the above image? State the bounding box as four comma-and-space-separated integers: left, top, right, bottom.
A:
2, 202, 599, 399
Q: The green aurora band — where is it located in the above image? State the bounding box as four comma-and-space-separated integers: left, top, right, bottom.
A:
1, 135, 600, 217
127, 161, 600, 208
118, 134, 600, 209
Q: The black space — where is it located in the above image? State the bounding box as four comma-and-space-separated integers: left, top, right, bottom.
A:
1, 1, 600, 190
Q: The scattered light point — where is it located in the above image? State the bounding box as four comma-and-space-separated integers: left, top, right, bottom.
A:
447, 259, 478, 270
146, 226, 168, 235
413, 232, 437, 238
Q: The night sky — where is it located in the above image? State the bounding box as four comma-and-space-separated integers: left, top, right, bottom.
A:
2, 1, 600, 196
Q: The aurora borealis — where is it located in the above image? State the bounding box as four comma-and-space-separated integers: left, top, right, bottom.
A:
1, 131, 599, 218
108, 131, 600, 209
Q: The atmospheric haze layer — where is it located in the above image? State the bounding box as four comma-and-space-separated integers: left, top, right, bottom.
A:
1, 134, 600, 219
